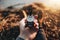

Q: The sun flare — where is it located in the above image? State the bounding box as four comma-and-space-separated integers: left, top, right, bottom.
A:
43, 0, 60, 9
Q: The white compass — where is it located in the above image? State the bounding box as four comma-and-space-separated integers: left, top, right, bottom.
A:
27, 15, 34, 22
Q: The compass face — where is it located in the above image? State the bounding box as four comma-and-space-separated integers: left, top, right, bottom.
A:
27, 15, 34, 22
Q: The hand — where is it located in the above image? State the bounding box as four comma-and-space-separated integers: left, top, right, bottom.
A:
19, 18, 39, 40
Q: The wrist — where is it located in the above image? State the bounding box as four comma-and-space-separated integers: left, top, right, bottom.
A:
18, 35, 25, 40
16, 37, 24, 40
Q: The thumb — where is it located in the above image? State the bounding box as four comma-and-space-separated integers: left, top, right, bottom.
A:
20, 18, 26, 30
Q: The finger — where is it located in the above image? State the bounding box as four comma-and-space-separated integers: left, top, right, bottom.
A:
20, 18, 26, 31
34, 15, 38, 19
34, 22, 39, 27
22, 10, 27, 19
34, 23, 37, 27
34, 19, 39, 29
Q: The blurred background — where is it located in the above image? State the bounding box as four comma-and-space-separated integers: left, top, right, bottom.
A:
0, 0, 60, 40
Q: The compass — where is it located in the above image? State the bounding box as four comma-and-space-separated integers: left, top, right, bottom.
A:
27, 15, 34, 22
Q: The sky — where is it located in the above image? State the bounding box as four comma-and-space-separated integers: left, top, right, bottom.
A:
0, 0, 47, 9
0, 0, 60, 9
